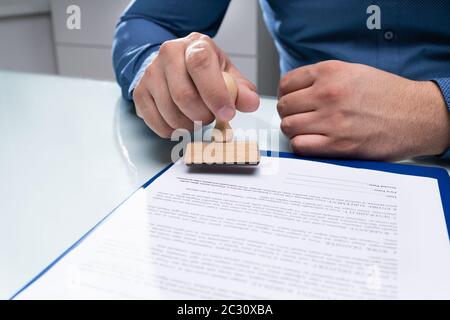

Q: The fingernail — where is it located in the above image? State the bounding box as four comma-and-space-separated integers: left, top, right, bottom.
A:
217, 106, 235, 121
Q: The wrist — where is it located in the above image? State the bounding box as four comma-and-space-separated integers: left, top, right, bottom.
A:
415, 81, 450, 156
129, 49, 160, 101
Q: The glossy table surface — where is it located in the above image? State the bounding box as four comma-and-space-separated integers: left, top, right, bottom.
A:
0, 71, 448, 299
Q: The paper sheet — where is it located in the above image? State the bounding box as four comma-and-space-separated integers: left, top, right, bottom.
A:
16, 157, 450, 299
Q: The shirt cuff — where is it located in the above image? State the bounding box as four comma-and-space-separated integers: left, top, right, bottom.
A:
434, 78, 450, 160
127, 47, 160, 100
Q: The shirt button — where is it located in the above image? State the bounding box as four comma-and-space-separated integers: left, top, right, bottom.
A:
384, 30, 394, 41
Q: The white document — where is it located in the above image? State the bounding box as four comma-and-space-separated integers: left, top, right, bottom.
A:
17, 157, 450, 299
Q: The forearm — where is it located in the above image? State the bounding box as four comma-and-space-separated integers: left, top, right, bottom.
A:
113, 18, 176, 100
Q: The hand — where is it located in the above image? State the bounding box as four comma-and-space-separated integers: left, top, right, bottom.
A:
277, 60, 450, 161
133, 32, 260, 138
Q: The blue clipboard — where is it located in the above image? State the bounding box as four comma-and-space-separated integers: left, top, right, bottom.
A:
10, 151, 450, 299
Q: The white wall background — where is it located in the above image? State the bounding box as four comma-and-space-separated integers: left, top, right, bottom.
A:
0, 0, 279, 95
0, 0, 56, 74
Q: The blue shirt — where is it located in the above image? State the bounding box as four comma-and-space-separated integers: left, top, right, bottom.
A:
112, 0, 450, 158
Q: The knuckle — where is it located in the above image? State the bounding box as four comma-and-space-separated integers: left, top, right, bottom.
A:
159, 39, 183, 57
187, 32, 202, 40
317, 84, 346, 101
318, 60, 344, 74
279, 76, 290, 94
159, 41, 171, 55
185, 42, 212, 70
172, 87, 197, 105
280, 118, 292, 136
277, 96, 288, 116
199, 34, 212, 42
290, 136, 303, 153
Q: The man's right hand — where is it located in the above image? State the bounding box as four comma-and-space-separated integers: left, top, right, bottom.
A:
132, 32, 260, 138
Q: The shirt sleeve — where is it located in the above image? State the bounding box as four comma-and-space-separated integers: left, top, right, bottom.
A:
434, 78, 450, 160
112, 0, 231, 101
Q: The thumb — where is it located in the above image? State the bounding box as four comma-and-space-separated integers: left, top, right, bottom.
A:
227, 65, 260, 113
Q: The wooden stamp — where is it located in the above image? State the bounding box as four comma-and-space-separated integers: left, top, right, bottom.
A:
184, 72, 260, 166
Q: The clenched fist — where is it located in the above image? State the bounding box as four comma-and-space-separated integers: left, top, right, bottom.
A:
133, 32, 260, 138
277, 60, 450, 161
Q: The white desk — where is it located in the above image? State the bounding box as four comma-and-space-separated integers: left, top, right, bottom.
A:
0, 71, 448, 299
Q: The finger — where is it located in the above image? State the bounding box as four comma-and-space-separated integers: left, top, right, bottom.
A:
146, 65, 194, 131
228, 65, 260, 112
290, 134, 332, 157
160, 41, 214, 125
136, 89, 174, 138
277, 87, 316, 118
236, 83, 260, 112
185, 39, 235, 122
280, 112, 324, 138
279, 64, 316, 96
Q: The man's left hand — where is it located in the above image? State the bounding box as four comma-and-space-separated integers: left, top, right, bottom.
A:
277, 60, 450, 161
